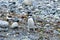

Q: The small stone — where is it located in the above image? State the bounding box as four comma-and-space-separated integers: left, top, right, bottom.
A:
54, 15, 59, 19
55, 0, 58, 1
21, 36, 31, 40
0, 28, 8, 32
53, 30, 59, 34
11, 22, 18, 28
23, 0, 32, 5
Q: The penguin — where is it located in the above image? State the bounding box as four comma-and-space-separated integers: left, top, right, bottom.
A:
28, 16, 34, 28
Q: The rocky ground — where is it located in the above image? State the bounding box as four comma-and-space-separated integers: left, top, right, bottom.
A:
0, 0, 60, 40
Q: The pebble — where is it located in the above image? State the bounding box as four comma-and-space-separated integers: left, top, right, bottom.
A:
20, 36, 31, 40
23, 0, 32, 5
0, 28, 8, 32
53, 30, 59, 34
11, 22, 18, 28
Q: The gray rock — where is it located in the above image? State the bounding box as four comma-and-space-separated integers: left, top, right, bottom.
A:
0, 20, 9, 27
11, 22, 19, 28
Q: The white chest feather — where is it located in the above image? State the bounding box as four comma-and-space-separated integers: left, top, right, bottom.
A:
28, 18, 34, 27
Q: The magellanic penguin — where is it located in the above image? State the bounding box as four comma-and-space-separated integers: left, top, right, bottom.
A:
28, 16, 34, 28
27, 16, 37, 32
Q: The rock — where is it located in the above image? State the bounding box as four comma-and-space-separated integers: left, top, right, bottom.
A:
11, 22, 18, 28
53, 30, 59, 34
23, 0, 32, 5
54, 15, 59, 19
57, 8, 60, 10
45, 24, 50, 27
0, 20, 9, 27
0, 28, 8, 32
20, 36, 31, 40
13, 17, 19, 22
55, 0, 58, 1
18, 18, 22, 22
